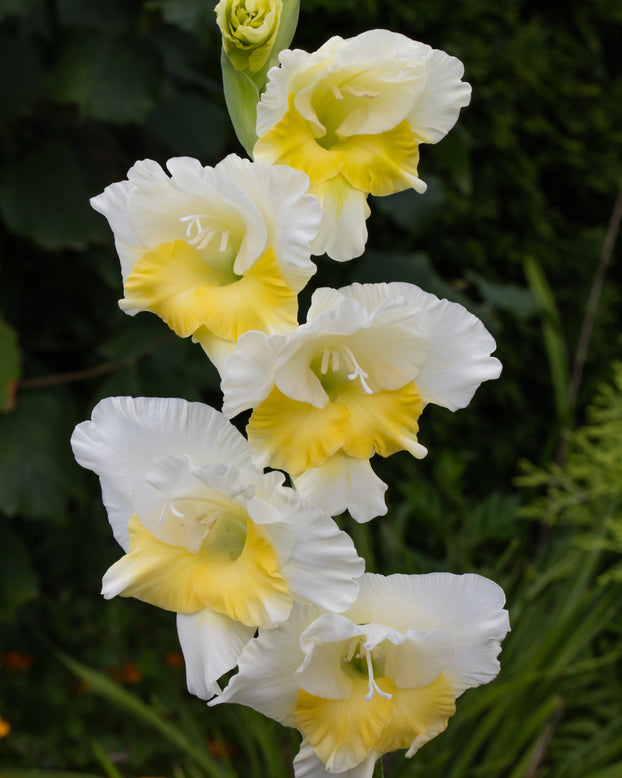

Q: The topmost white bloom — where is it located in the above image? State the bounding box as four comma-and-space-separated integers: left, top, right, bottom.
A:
90, 154, 321, 372
254, 30, 471, 261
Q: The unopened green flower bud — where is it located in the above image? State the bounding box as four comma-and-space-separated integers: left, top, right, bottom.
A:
215, 0, 283, 74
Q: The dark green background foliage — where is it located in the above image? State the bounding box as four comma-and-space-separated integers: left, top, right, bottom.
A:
1, 0, 621, 775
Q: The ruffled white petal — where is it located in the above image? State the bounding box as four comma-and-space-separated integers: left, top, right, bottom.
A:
408, 47, 472, 144
294, 454, 388, 523
273, 488, 364, 612
176, 609, 255, 700
309, 180, 370, 262
211, 602, 320, 724
339, 281, 501, 409
71, 397, 253, 551
215, 156, 320, 291
90, 180, 143, 281
222, 330, 286, 417
346, 573, 510, 694
294, 741, 377, 778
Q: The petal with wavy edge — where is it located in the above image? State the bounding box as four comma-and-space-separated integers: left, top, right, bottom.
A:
256, 38, 345, 136
101, 514, 293, 626
295, 678, 392, 772
273, 297, 371, 407
294, 453, 388, 523
328, 31, 428, 137
294, 741, 377, 778
222, 330, 286, 417
128, 157, 268, 276
408, 48, 472, 144
277, 489, 364, 613
214, 156, 320, 291
336, 381, 426, 460
247, 386, 349, 473
121, 240, 298, 344
339, 281, 501, 408
176, 610, 255, 700
309, 177, 370, 261
346, 573, 510, 694
254, 97, 345, 184
132, 455, 253, 552
212, 602, 321, 725
296, 612, 363, 698
71, 397, 252, 551
375, 675, 456, 757
90, 181, 142, 281
339, 122, 425, 197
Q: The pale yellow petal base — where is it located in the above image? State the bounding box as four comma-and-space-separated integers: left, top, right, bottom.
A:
122, 242, 298, 346
103, 514, 292, 627
295, 675, 455, 772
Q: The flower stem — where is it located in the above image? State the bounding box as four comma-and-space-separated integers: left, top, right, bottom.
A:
372, 757, 385, 778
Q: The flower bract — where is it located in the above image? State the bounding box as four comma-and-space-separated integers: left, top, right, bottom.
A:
253, 30, 471, 261
216, 0, 283, 73
90, 154, 320, 372
222, 282, 502, 522
71, 396, 364, 697
213, 572, 510, 778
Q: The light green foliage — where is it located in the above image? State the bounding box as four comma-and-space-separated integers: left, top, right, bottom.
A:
520, 362, 622, 585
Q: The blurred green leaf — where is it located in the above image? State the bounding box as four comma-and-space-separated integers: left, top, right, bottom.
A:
467, 270, 538, 319
221, 51, 260, 156
0, 313, 20, 412
48, 33, 161, 124
54, 650, 231, 778
0, 517, 38, 620
524, 254, 569, 420
371, 178, 445, 238
0, 772, 103, 778
0, 142, 104, 251
0, 389, 79, 520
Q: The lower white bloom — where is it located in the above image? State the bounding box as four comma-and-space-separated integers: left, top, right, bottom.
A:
222, 282, 501, 521
71, 396, 363, 697
213, 572, 510, 778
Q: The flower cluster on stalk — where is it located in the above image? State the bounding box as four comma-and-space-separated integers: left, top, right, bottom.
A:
72, 8, 510, 778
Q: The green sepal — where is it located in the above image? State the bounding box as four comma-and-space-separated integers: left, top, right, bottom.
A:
251, 0, 300, 91
221, 49, 261, 157
220, 0, 299, 157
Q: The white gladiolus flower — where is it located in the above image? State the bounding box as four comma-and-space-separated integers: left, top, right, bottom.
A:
222, 282, 501, 522
253, 30, 471, 261
71, 396, 364, 698
213, 572, 510, 778
90, 154, 321, 372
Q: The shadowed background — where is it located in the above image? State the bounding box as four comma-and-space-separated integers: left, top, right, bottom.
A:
1, 0, 621, 775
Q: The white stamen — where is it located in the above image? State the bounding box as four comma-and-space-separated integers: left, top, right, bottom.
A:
341, 85, 381, 99
320, 348, 331, 375
342, 347, 373, 394
170, 503, 185, 519
331, 84, 344, 100
180, 214, 230, 252
364, 648, 392, 702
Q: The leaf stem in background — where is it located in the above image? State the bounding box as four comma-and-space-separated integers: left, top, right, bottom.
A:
557, 182, 622, 465
17, 334, 172, 390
